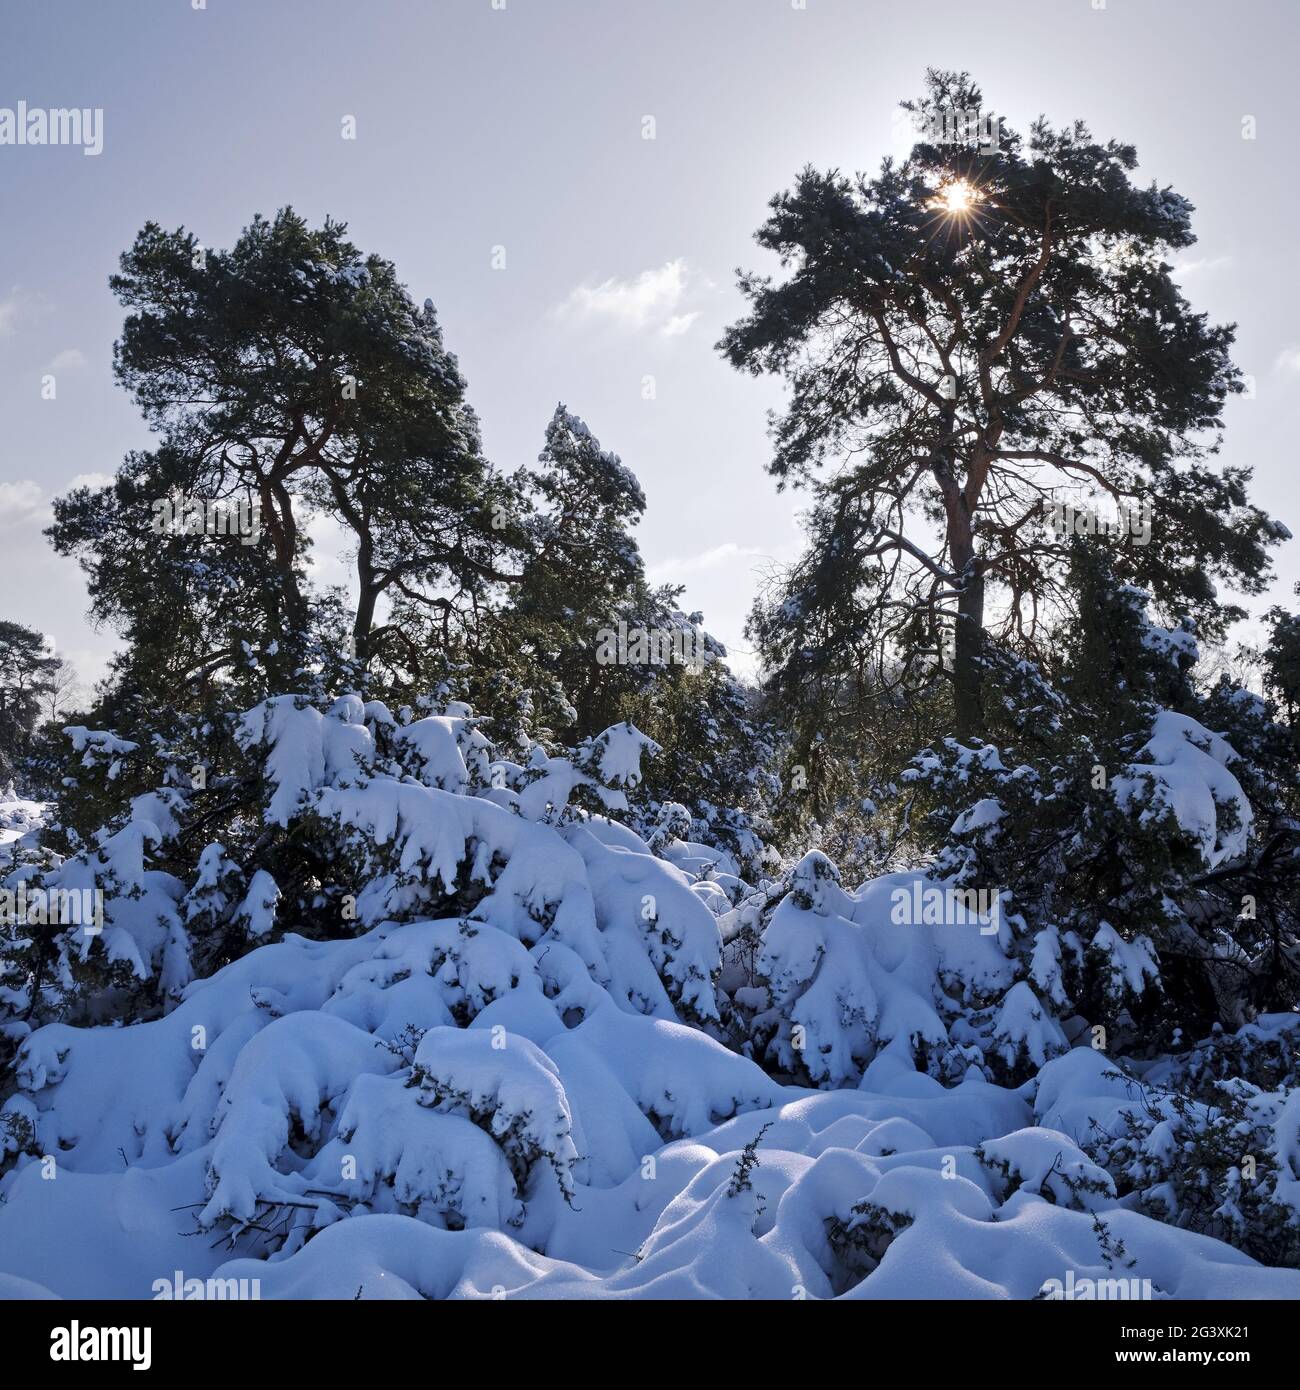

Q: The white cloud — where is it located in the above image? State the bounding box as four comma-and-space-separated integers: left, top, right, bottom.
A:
0, 488, 114, 687
660, 312, 700, 338
0, 480, 43, 522
1169, 255, 1233, 278
649, 541, 764, 580
47, 348, 86, 371
66, 471, 113, 492
0, 474, 112, 532
1274, 346, 1300, 375
553, 259, 706, 337
304, 509, 356, 593
0, 286, 45, 337
0, 476, 101, 528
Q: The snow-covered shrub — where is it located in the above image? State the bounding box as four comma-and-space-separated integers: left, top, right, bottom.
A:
976, 1127, 1116, 1212
409, 1028, 580, 1205
824, 1198, 915, 1294
1037, 1040, 1300, 1269
5, 796, 1300, 1295
888, 574, 1284, 1060
1156, 1014, 1300, 1096
5, 693, 738, 1041
718, 848, 1035, 1088
5, 668, 1300, 1296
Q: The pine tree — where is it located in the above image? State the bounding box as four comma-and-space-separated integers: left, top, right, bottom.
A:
48, 209, 519, 704
722, 68, 1282, 747
0, 622, 59, 784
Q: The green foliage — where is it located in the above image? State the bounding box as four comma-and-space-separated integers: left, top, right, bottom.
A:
49, 208, 513, 702
898, 556, 1292, 1052
0, 622, 59, 783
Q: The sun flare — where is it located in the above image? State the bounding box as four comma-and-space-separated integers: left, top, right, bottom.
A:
934, 179, 979, 216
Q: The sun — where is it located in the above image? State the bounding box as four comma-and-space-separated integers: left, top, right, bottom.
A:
934, 179, 980, 216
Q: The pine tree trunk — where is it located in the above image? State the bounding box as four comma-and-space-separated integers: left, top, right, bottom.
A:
351, 524, 378, 663
262, 478, 309, 641
947, 498, 985, 742
953, 561, 985, 741
940, 417, 986, 742
353, 585, 377, 663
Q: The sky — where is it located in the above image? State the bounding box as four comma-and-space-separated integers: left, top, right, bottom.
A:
1, 0, 1298, 692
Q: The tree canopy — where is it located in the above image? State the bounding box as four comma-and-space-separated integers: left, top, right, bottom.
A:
723, 69, 1283, 740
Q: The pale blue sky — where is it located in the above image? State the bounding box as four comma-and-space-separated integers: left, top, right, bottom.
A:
1, 0, 1297, 688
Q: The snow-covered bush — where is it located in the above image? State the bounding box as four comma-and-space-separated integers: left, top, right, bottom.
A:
883, 577, 1288, 1062
3, 673, 1300, 1297
1038, 1033, 1300, 1269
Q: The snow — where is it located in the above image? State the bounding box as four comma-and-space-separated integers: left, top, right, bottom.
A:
238, 697, 372, 827
0, 788, 43, 851
3, 695, 1298, 1302
5, 896, 1298, 1298
1112, 710, 1252, 868
951, 797, 1004, 836
978, 1126, 1116, 1210
233, 868, 279, 940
